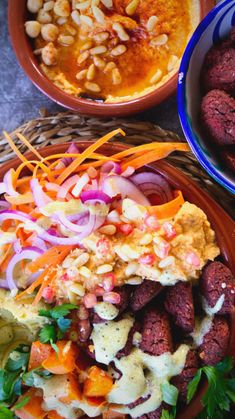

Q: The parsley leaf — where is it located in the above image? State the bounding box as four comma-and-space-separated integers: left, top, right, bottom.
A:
0, 405, 14, 419
187, 356, 235, 419
161, 382, 178, 406
39, 304, 77, 320
50, 340, 59, 355
161, 406, 177, 419
23, 368, 53, 387
13, 395, 30, 411
57, 317, 71, 333
39, 324, 57, 344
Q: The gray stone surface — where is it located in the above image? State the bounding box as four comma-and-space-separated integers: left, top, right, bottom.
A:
0, 0, 183, 136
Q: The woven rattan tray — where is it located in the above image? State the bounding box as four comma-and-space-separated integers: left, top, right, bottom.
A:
0, 111, 234, 218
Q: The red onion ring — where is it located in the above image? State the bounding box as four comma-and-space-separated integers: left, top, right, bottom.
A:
30, 179, 52, 208
57, 211, 89, 233
0, 210, 35, 224
130, 172, 173, 203
0, 200, 10, 210
3, 170, 19, 197
102, 175, 150, 205
0, 183, 6, 194
101, 161, 122, 175
6, 246, 44, 290
57, 175, 80, 199
60, 143, 80, 167
80, 190, 112, 204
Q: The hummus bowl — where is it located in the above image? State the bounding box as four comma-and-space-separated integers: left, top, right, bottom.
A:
8, 0, 214, 116
0, 137, 234, 418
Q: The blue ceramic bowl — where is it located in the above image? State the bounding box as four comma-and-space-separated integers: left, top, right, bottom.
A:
178, 0, 235, 195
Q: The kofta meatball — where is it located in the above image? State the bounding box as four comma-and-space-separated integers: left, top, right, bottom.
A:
198, 316, 230, 365
201, 90, 235, 146
114, 286, 132, 313
171, 349, 199, 402
140, 308, 173, 356
223, 150, 235, 173
201, 40, 235, 95
130, 280, 163, 312
230, 26, 235, 43
164, 281, 195, 333
200, 261, 235, 315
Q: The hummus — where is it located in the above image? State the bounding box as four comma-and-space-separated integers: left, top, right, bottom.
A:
26, 0, 201, 102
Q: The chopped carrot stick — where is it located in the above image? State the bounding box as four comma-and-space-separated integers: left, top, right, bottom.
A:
57, 129, 125, 185
15, 266, 52, 301
16, 132, 44, 161
32, 270, 55, 306
3, 131, 35, 172
27, 246, 73, 273
0, 244, 13, 273
146, 190, 185, 219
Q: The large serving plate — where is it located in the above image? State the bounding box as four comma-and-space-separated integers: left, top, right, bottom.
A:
0, 141, 234, 418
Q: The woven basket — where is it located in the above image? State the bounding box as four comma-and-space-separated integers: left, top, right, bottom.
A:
0, 110, 234, 218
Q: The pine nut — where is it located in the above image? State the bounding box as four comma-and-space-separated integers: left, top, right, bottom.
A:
99, 225, 117, 235
152, 34, 168, 46
111, 44, 127, 56
168, 55, 179, 72
70, 283, 85, 297
92, 0, 100, 6
158, 256, 175, 268
41, 42, 58, 65
71, 10, 81, 25
104, 61, 116, 73
77, 50, 89, 64
139, 233, 153, 245
147, 15, 158, 32
87, 166, 98, 178
125, 0, 139, 16
150, 69, 163, 84
58, 34, 75, 46
93, 32, 109, 43
76, 69, 88, 80
41, 23, 59, 42
78, 266, 91, 278
101, 0, 113, 7
87, 63, 96, 80
90, 45, 107, 55
43, 1, 55, 12
76, 0, 90, 10
67, 25, 77, 36
25, 21, 41, 38
33, 48, 43, 55
125, 276, 143, 285
85, 81, 101, 92
68, 290, 79, 304
93, 55, 106, 69
92, 6, 105, 23
73, 252, 90, 267
54, 0, 70, 17
112, 22, 130, 41
27, 0, 43, 14
112, 68, 122, 85
125, 262, 139, 276
37, 9, 52, 23
80, 15, 93, 27
96, 264, 113, 274
80, 41, 93, 51
57, 17, 67, 25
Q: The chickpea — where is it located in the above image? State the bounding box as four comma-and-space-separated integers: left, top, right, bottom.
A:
41, 42, 58, 66
54, 0, 70, 17
41, 23, 59, 42
37, 9, 52, 23
25, 20, 41, 38
27, 0, 43, 13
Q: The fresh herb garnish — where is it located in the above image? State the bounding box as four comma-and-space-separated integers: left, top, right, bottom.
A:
23, 367, 53, 387
13, 395, 30, 411
38, 303, 77, 349
187, 356, 235, 418
161, 382, 178, 419
0, 345, 30, 406
0, 405, 14, 419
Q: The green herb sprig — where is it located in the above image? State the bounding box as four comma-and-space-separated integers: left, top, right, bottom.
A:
161, 382, 178, 419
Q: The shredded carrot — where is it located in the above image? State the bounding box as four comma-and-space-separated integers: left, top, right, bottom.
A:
14, 160, 38, 183
32, 161, 55, 182
15, 266, 52, 300
3, 131, 35, 172
146, 190, 185, 219
57, 129, 125, 185
27, 246, 73, 273
121, 143, 190, 171
32, 270, 56, 306
16, 132, 44, 161
0, 244, 12, 272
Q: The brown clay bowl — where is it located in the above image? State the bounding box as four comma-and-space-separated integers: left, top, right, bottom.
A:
0, 141, 234, 418
8, 0, 215, 117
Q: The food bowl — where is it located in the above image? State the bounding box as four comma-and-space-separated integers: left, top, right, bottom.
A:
0, 140, 234, 418
178, 0, 235, 194
8, 0, 214, 117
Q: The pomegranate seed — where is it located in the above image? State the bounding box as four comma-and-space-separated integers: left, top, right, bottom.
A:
118, 223, 134, 236
144, 215, 160, 231
94, 286, 105, 296
103, 292, 121, 304
96, 238, 111, 255
60, 273, 69, 281
162, 222, 177, 239
154, 239, 170, 259
83, 293, 97, 308
138, 253, 156, 266
42, 286, 54, 303
102, 273, 115, 292
185, 252, 200, 268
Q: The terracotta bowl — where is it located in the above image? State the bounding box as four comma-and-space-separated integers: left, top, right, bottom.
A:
0, 141, 234, 417
8, 0, 215, 117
